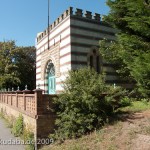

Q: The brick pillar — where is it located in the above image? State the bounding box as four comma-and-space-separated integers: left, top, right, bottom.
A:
33, 89, 44, 150
33, 89, 43, 116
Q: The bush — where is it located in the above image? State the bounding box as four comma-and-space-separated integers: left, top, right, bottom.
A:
12, 114, 24, 137
23, 129, 35, 150
119, 97, 131, 107
0, 110, 4, 118
52, 68, 129, 140
104, 86, 130, 111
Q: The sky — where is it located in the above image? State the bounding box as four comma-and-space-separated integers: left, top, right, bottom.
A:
0, 0, 110, 47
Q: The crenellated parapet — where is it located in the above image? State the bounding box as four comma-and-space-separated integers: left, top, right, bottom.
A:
37, 7, 105, 42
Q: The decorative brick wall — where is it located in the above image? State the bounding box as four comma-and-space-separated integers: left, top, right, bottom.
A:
0, 89, 57, 139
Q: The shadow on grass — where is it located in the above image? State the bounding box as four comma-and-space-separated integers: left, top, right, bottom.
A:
108, 100, 150, 125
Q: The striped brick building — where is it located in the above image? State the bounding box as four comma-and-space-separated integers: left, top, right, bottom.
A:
36, 7, 118, 94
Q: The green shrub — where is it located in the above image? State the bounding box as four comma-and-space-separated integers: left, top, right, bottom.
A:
12, 114, 24, 137
52, 67, 129, 140
1, 112, 35, 149
101, 86, 129, 113
5, 115, 14, 128
119, 97, 131, 107
141, 98, 149, 104
23, 129, 35, 150
120, 100, 150, 112
0, 111, 4, 118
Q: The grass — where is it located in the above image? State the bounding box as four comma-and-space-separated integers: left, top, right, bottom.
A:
120, 100, 150, 112
40, 100, 150, 150
0, 112, 14, 128
0, 112, 4, 118
0, 112, 34, 150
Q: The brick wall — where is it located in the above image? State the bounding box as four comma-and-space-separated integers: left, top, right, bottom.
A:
0, 89, 57, 139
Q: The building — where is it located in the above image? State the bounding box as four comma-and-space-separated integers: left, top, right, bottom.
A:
36, 7, 117, 94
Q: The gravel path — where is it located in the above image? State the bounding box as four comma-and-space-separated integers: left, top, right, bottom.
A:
0, 118, 25, 150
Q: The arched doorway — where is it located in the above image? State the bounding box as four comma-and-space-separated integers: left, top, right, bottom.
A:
47, 63, 56, 94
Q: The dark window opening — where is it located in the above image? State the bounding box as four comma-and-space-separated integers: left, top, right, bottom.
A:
96, 56, 100, 73
90, 56, 93, 68
93, 49, 96, 54
88, 49, 101, 73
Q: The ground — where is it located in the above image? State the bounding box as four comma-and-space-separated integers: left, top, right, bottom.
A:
0, 118, 25, 150
41, 102, 150, 150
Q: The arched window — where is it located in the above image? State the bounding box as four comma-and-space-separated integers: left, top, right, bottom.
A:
45, 61, 56, 94
87, 49, 101, 73
48, 63, 55, 94
90, 55, 93, 68
96, 55, 100, 73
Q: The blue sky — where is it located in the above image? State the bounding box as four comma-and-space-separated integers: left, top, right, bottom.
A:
0, 0, 109, 47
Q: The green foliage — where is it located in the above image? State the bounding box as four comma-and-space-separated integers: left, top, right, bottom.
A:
12, 114, 24, 137
5, 116, 14, 128
52, 68, 129, 140
120, 100, 150, 112
0, 109, 14, 128
14, 46, 36, 90
130, 52, 150, 96
104, 86, 130, 111
0, 40, 36, 90
0, 111, 35, 149
100, 0, 150, 97
23, 129, 35, 150
0, 109, 4, 118
119, 97, 131, 107
0, 41, 20, 88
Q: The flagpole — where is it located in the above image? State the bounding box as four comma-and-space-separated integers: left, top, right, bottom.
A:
48, 0, 50, 50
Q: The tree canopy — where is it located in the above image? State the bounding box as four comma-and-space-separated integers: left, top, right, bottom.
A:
100, 0, 150, 97
0, 41, 36, 90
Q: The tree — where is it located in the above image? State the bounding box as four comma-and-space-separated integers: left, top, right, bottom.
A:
13, 46, 36, 90
0, 41, 36, 90
100, 0, 150, 97
0, 41, 20, 89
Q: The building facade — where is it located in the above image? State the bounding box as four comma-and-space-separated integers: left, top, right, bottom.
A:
36, 7, 117, 94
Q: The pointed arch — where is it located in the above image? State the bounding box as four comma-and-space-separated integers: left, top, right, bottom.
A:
87, 47, 102, 73
44, 59, 56, 94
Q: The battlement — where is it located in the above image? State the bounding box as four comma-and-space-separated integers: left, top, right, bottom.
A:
37, 7, 106, 42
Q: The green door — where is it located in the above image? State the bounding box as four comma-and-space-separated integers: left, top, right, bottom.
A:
48, 64, 56, 94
